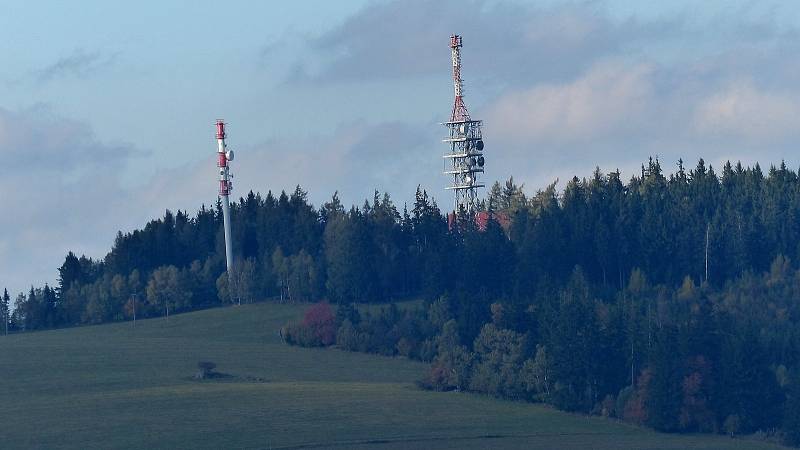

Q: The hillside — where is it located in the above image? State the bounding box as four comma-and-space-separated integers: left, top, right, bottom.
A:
4, 164, 799, 443
0, 302, 786, 449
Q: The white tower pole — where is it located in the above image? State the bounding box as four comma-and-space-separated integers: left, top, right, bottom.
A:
222, 196, 233, 272
216, 120, 234, 275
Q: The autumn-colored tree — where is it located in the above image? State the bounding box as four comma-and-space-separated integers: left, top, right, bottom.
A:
302, 302, 336, 346
623, 369, 652, 424
679, 356, 715, 432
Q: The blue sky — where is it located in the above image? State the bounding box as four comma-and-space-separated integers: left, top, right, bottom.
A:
2, 0, 800, 294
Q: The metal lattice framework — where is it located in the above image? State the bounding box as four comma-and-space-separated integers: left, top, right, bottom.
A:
443, 35, 485, 213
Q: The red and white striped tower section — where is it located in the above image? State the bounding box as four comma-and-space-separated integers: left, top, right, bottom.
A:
216, 120, 234, 275
443, 35, 485, 213
450, 34, 470, 122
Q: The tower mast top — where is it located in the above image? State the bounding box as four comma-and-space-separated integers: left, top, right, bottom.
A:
450, 35, 470, 122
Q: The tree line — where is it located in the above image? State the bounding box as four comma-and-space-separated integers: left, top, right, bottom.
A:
2, 157, 800, 444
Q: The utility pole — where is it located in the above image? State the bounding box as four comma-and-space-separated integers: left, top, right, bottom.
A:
705, 223, 710, 283
132, 293, 137, 327
2, 289, 7, 335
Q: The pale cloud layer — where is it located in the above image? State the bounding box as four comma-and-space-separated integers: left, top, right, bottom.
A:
295, 1, 675, 86
693, 80, 800, 141
0, 106, 134, 171
5, 1, 800, 296
486, 63, 656, 143
33, 49, 118, 84
0, 107, 132, 293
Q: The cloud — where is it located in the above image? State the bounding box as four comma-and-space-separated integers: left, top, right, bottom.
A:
486, 62, 656, 144
0, 105, 136, 173
693, 80, 800, 141
0, 107, 138, 296
480, 58, 800, 194
34, 49, 118, 84
289, 1, 658, 85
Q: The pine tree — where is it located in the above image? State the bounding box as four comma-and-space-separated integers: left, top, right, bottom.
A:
646, 325, 683, 432
41, 285, 57, 328
57, 252, 82, 298
784, 379, 800, 447
1, 288, 9, 335
24, 287, 39, 330
548, 268, 600, 412
11, 292, 26, 331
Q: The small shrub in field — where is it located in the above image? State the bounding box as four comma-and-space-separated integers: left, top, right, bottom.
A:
195, 361, 217, 379
417, 363, 453, 391
281, 322, 308, 346
336, 320, 360, 351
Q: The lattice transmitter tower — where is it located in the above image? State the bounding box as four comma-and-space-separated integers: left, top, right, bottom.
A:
443, 34, 485, 213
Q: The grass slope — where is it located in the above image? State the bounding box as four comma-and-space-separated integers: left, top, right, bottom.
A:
0, 303, 786, 449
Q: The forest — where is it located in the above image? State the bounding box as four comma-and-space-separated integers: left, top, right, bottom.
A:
2, 157, 800, 445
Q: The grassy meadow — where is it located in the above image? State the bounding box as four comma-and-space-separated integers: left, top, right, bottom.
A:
0, 302, 787, 449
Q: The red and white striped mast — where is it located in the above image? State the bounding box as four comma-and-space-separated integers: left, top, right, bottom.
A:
450, 35, 470, 122
215, 120, 234, 275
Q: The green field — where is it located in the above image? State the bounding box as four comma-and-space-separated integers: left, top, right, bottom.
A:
0, 302, 787, 449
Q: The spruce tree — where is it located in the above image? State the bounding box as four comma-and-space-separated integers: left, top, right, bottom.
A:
646, 325, 683, 432
548, 268, 600, 412
1, 288, 9, 335
57, 252, 82, 297
24, 287, 39, 330
784, 379, 800, 447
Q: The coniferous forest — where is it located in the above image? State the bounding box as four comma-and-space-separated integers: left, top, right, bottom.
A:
3, 157, 800, 444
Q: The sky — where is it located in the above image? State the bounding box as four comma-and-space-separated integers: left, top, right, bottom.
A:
2, 0, 800, 295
